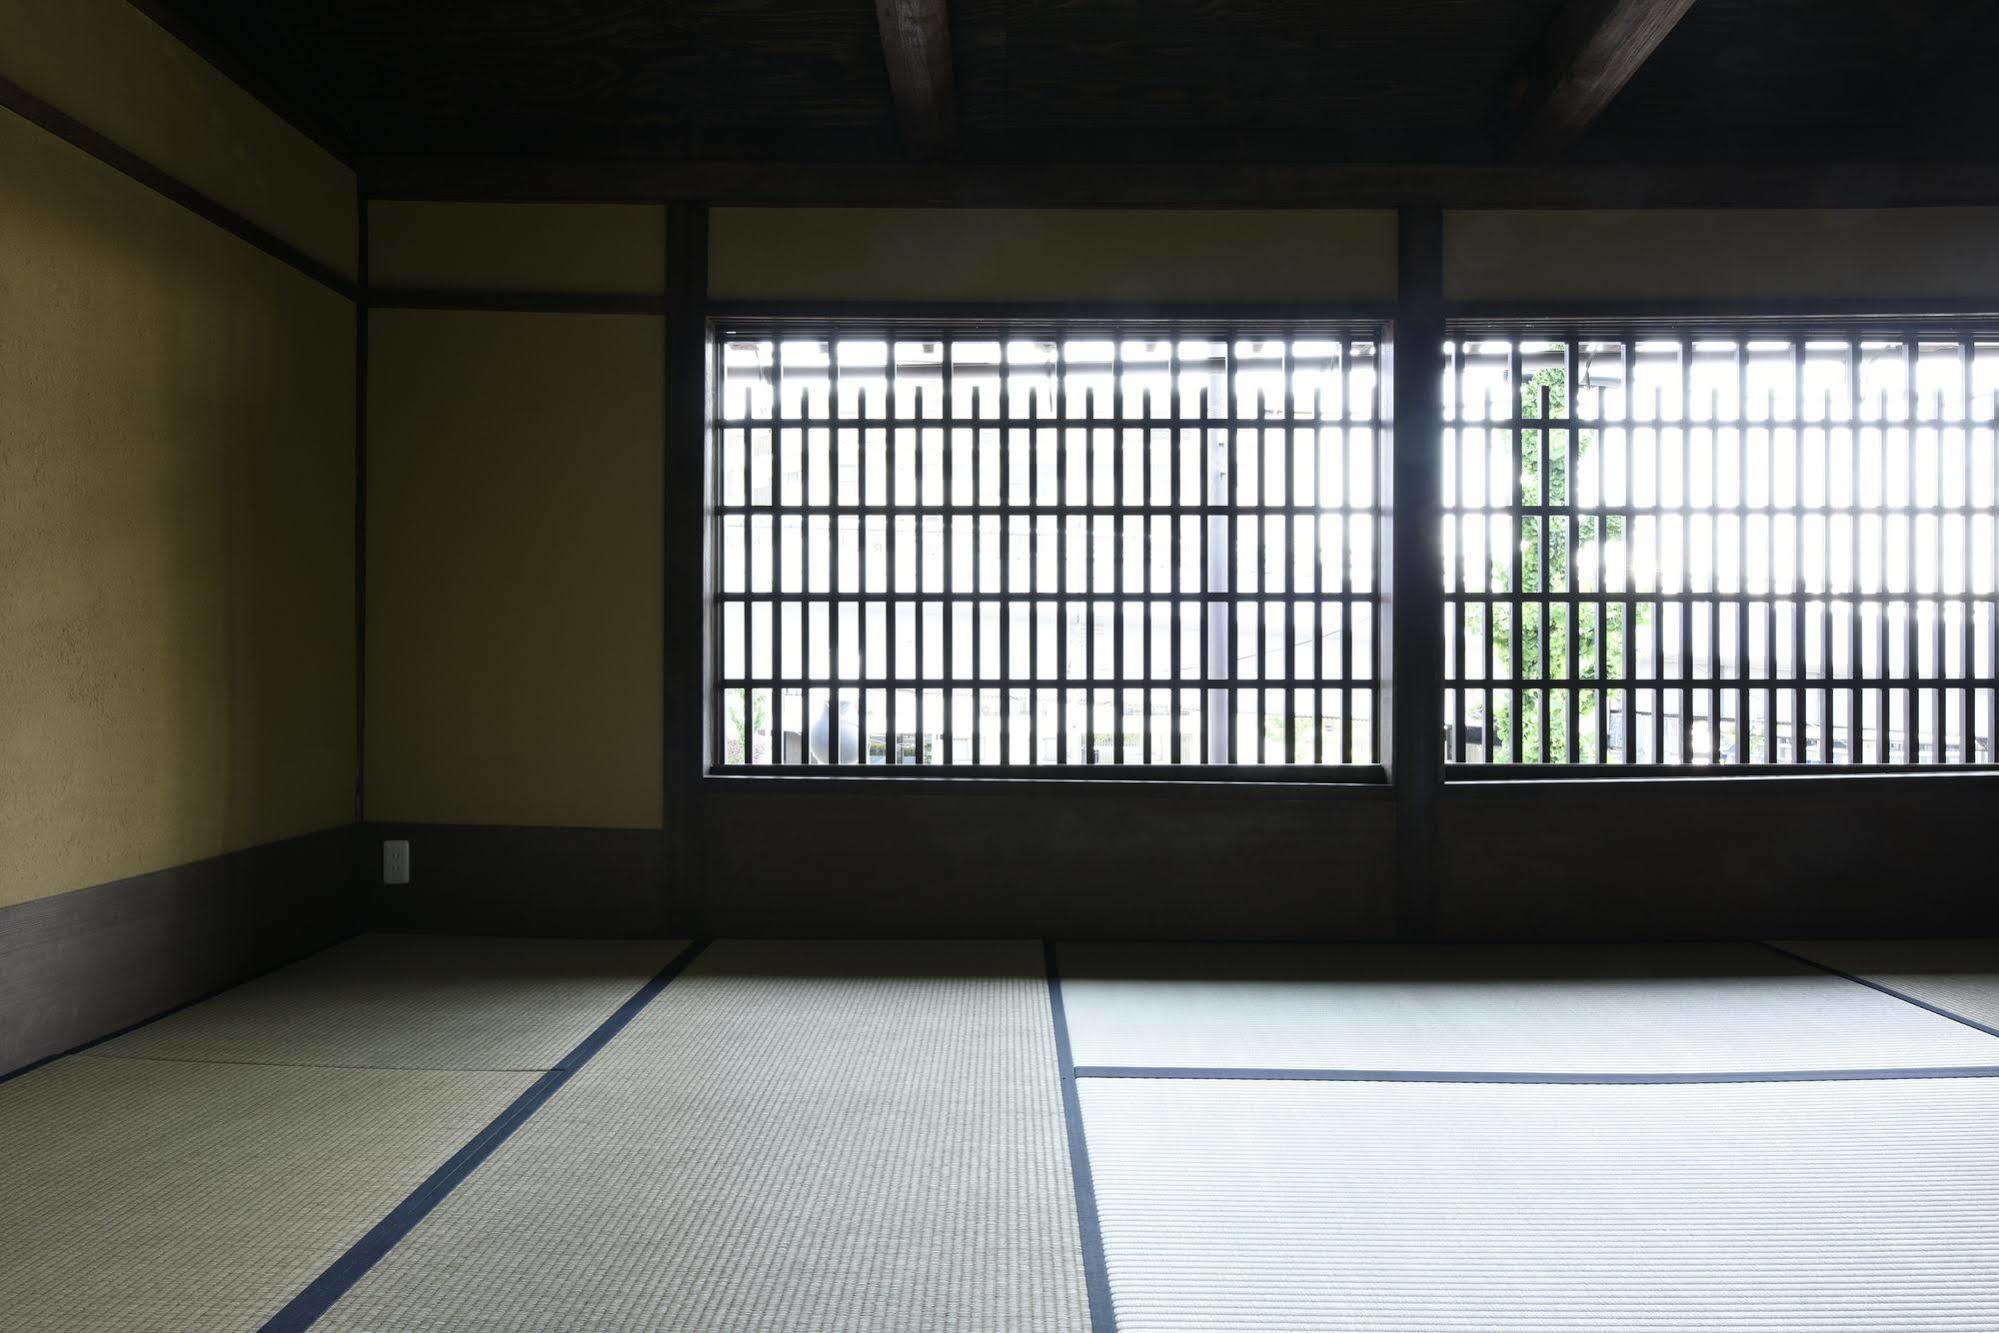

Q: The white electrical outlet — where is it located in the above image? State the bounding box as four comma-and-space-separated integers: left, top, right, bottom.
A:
382, 839, 410, 886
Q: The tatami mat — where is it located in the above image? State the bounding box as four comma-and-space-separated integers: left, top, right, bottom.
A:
1778, 939, 1999, 1034
1057, 941, 1999, 1073
316, 940, 1089, 1332
0, 1055, 533, 1333
1082, 1075, 1999, 1331
96, 934, 686, 1071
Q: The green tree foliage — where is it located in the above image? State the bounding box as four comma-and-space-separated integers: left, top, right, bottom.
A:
1481, 367, 1636, 763
726, 690, 768, 763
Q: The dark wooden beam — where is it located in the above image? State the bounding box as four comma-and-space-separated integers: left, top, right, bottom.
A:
1, 73, 356, 298
662, 203, 711, 935
1506, 0, 1698, 154
362, 153, 1999, 210
874, 0, 956, 154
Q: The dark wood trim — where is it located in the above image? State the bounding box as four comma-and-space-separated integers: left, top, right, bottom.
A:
0, 826, 361, 1078
2, 946, 311, 1088
368, 287, 669, 315
1505, 0, 1697, 154
874, 0, 957, 155
705, 771, 1395, 799
710, 300, 1396, 326
360, 154, 1999, 209
0, 73, 356, 299
1448, 768, 1999, 791
121, 0, 357, 167
1447, 299, 1999, 328
1388, 208, 1447, 941
664, 205, 712, 934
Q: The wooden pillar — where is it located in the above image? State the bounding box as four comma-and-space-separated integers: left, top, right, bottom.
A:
1388, 208, 1446, 938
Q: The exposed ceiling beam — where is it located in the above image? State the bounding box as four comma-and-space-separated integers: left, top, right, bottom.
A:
1506, 0, 1698, 155
360, 154, 1999, 211
875, 0, 957, 155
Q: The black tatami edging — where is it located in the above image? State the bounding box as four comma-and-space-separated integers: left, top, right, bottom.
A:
259, 938, 714, 1333
1042, 940, 1117, 1333
1054, 936, 1999, 1091
1073, 1065, 1999, 1085
1760, 940, 1999, 1042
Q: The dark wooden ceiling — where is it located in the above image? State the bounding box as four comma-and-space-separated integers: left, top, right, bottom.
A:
149, 0, 1999, 166
1582, 0, 1999, 161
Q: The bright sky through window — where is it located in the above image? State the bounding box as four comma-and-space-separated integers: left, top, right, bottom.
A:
1443, 335, 1999, 767
713, 326, 1383, 770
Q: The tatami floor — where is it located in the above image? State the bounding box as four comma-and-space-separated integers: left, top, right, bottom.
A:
4, 936, 1999, 1331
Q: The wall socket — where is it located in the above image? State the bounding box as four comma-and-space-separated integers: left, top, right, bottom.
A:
382, 839, 410, 886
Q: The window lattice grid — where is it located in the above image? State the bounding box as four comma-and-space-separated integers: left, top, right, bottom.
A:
1443, 332, 1999, 769
711, 323, 1383, 771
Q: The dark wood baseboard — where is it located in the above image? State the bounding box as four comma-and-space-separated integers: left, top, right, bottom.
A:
366, 775, 1999, 942
0, 825, 363, 1078
363, 796, 1398, 941
363, 823, 670, 937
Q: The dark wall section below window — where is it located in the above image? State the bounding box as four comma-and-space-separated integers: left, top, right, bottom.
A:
354, 793, 1397, 941
367, 777, 1994, 942
365, 823, 671, 938
1437, 776, 1999, 940
697, 787, 1397, 939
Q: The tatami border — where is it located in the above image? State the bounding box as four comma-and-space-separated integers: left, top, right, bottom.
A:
260, 938, 712, 1332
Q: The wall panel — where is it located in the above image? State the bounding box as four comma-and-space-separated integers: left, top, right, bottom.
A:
365, 310, 664, 828
1447, 208, 1999, 302
0, 109, 355, 909
369, 202, 666, 294
711, 208, 1396, 302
